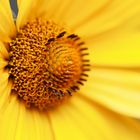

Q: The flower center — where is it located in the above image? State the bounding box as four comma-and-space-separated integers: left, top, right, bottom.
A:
8, 18, 89, 110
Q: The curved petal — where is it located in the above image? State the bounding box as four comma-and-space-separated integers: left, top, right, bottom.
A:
0, 71, 11, 111
0, 95, 54, 140
16, 0, 36, 29
0, 0, 16, 42
0, 96, 20, 140
48, 104, 88, 140
88, 30, 140, 67
13, 103, 53, 140
74, 0, 140, 37
17, 0, 51, 29
49, 96, 140, 140
31, 111, 54, 140
17, 0, 70, 28
16, 0, 140, 35
80, 68, 140, 118
42, 0, 110, 26
0, 58, 7, 70
0, 41, 9, 59
18, 0, 112, 29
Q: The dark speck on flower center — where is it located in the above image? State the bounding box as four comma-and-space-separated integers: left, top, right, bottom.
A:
7, 18, 90, 110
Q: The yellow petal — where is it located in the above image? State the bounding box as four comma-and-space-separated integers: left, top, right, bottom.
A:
0, 95, 54, 140
0, 41, 9, 59
48, 104, 88, 140
13, 102, 52, 140
49, 96, 140, 140
88, 30, 140, 66
17, 0, 67, 28
0, 71, 11, 111
80, 68, 140, 118
17, 0, 50, 29
0, 96, 20, 140
41, 0, 110, 27
13, 103, 38, 140
32, 0, 54, 18
17, 0, 37, 29
17, 0, 110, 29
72, 97, 140, 140
0, 58, 7, 70
75, 0, 140, 37
32, 110, 56, 140
0, 0, 16, 42
17, 0, 21, 7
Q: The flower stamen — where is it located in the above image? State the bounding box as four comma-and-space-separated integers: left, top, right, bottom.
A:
7, 18, 89, 110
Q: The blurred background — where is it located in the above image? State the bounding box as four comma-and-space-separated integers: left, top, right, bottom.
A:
10, 0, 18, 18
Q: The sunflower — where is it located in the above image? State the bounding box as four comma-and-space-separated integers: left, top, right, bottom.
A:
0, 0, 140, 139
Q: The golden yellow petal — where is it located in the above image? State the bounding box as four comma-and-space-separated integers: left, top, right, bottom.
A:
49, 105, 88, 140
41, 0, 109, 27
17, 0, 50, 29
17, 0, 69, 28
0, 96, 54, 140
80, 69, 140, 118
0, 71, 11, 111
13, 103, 40, 140
0, 96, 20, 140
31, 111, 54, 140
0, 41, 9, 59
33, 0, 53, 18
41, 0, 67, 21
17, 0, 37, 29
0, 58, 7, 70
88, 30, 140, 66
17, 0, 109, 27
0, 0, 16, 42
13, 103, 38, 140
17, 0, 21, 8
49, 96, 140, 140
74, 0, 140, 37
72, 97, 140, 140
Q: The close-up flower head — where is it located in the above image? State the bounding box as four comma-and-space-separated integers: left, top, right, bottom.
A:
0, 0, 140, 139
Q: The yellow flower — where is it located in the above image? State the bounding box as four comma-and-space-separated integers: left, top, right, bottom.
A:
0, 0, 140, 140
